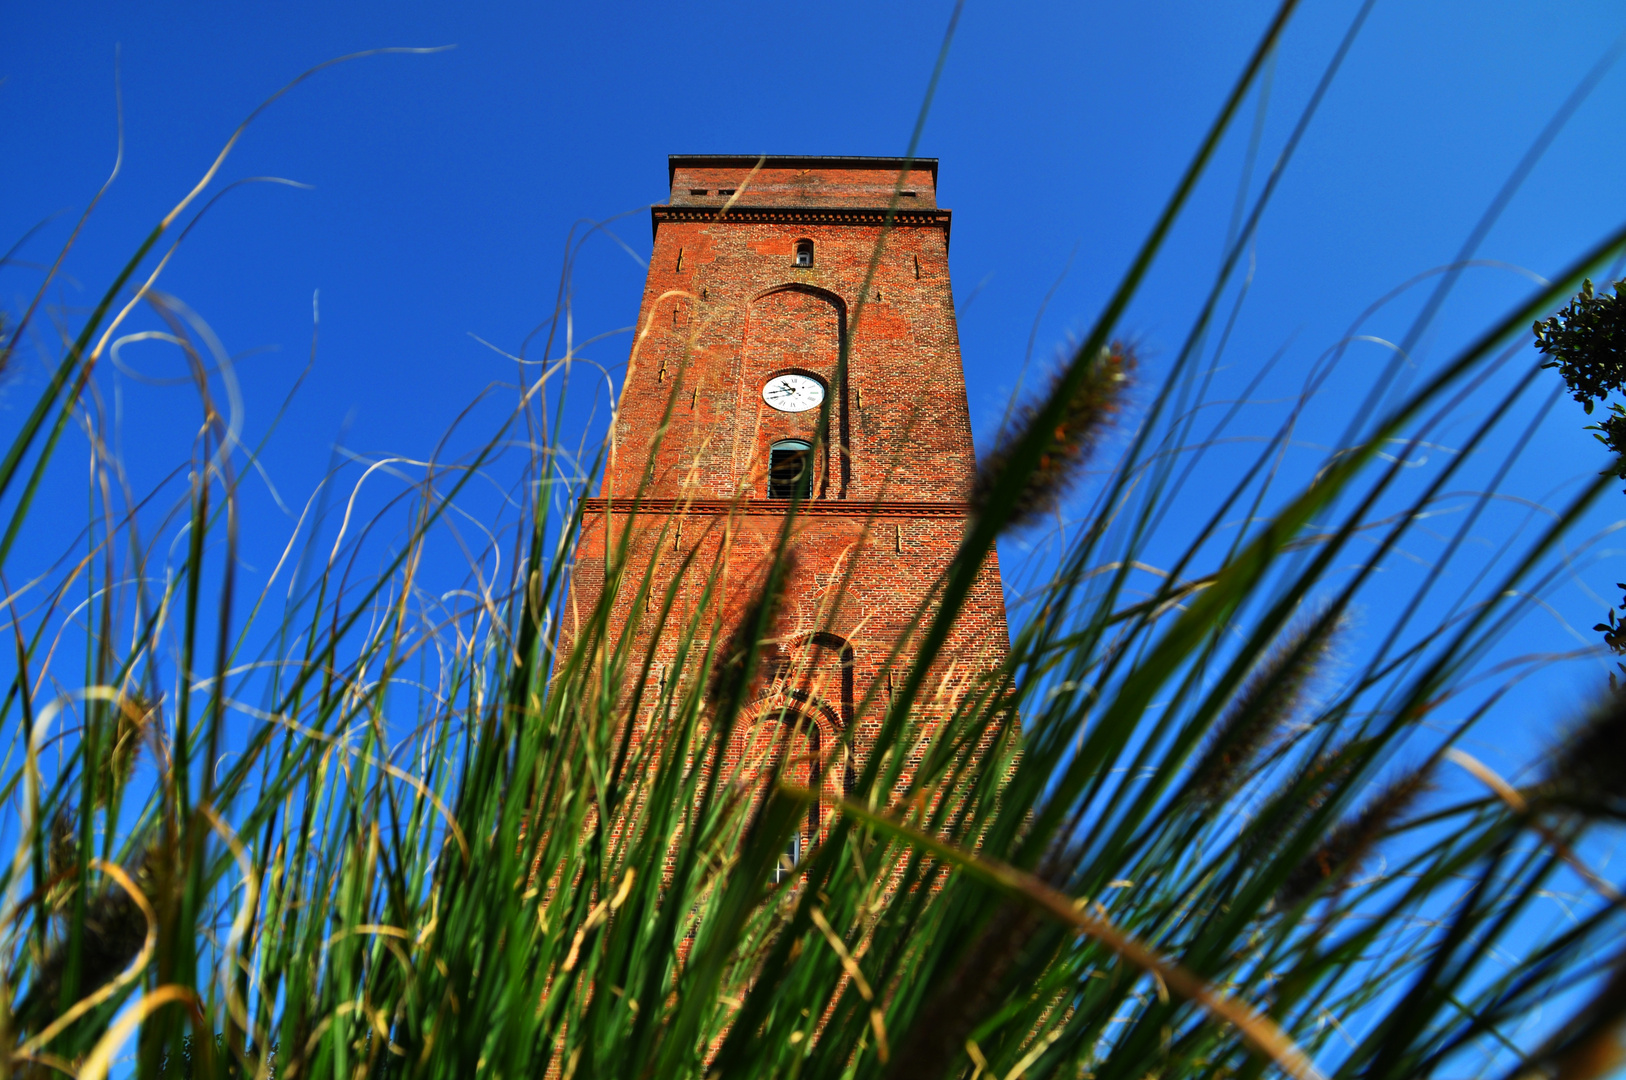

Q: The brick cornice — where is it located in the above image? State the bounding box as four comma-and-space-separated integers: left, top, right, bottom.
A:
580, 497, 970, 520
650, 204, 952, 248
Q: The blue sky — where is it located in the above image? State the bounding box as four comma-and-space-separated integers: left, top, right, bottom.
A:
6, 0, 1626, 777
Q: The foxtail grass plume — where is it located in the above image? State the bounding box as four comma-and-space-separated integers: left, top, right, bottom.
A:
97, 692, 150, 806
1188, 613, 1345, 808
706, 552, 797, 717
1236, 738, 1366, 877
1540, 691, 1626, 820
972, 340, 1133, 532
1530, 957, 1626, 1080
16, 848, 155, 1035
885, 900, 1046, 1080
1277, 764, 1433, 908
886, 836, 1089, 1080
48, 805, 78, 885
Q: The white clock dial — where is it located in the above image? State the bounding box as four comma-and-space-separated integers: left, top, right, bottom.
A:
762, 374, 826, 413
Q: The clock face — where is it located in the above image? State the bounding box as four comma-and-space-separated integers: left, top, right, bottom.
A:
762, 373, 826, 413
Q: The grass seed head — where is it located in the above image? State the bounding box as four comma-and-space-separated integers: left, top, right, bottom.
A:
707, 552, 797, 716
1188, 613, 1344, 809
972, 340, 1134, 533
1277, 764, 1433, 909
1237, 738, 1367, 872
48, 806, 78, 884
1543, 958, 1626, 1080
885, 900, 1046, 1080
18, 848, 154, 1035
1540, 691, 1626, 819
98, 692, 151, 806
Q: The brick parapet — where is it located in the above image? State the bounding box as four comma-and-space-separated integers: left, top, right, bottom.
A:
667, 155, 939, 209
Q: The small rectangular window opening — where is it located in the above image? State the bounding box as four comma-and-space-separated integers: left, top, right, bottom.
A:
689, 188, 709, 195
794, 240, 814, 267
769, 444, 813, 499
718, 188, 737, 196
772, 832, 802, 885
900, 190, 918, 197
766, 646, 792, 684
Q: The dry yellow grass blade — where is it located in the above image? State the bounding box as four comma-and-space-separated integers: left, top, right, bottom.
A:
77, 985, 198, 1080
228, 698, 470, 862
809, 906, 890, 1062
9, 1049, 77, 1077
717, 156, 768, 219
1445, 749, 1621, 902
786, 785, 1327, 1080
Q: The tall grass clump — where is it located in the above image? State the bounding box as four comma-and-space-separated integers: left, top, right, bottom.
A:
4, 8, 1626, 1080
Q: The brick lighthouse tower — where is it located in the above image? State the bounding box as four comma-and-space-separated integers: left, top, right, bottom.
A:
574, 155, 1011, 863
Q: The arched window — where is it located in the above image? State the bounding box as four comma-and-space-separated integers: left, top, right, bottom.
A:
768, 440, 813, 499
793, 239, 814, 267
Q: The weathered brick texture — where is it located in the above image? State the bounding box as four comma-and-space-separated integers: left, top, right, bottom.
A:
572, 155, 1010, 853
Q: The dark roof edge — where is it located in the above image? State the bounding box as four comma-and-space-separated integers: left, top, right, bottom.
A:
667, 155, 939, 185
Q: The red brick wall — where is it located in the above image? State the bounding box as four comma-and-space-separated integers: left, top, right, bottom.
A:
572, 158, 1009, 853
606, 204, 975, 502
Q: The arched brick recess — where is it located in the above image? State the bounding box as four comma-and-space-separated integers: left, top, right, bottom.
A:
738, 285, 850, 498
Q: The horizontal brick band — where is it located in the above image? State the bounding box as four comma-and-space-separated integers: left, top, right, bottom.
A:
580, 496, 972, 520
650, 204, 952, 247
